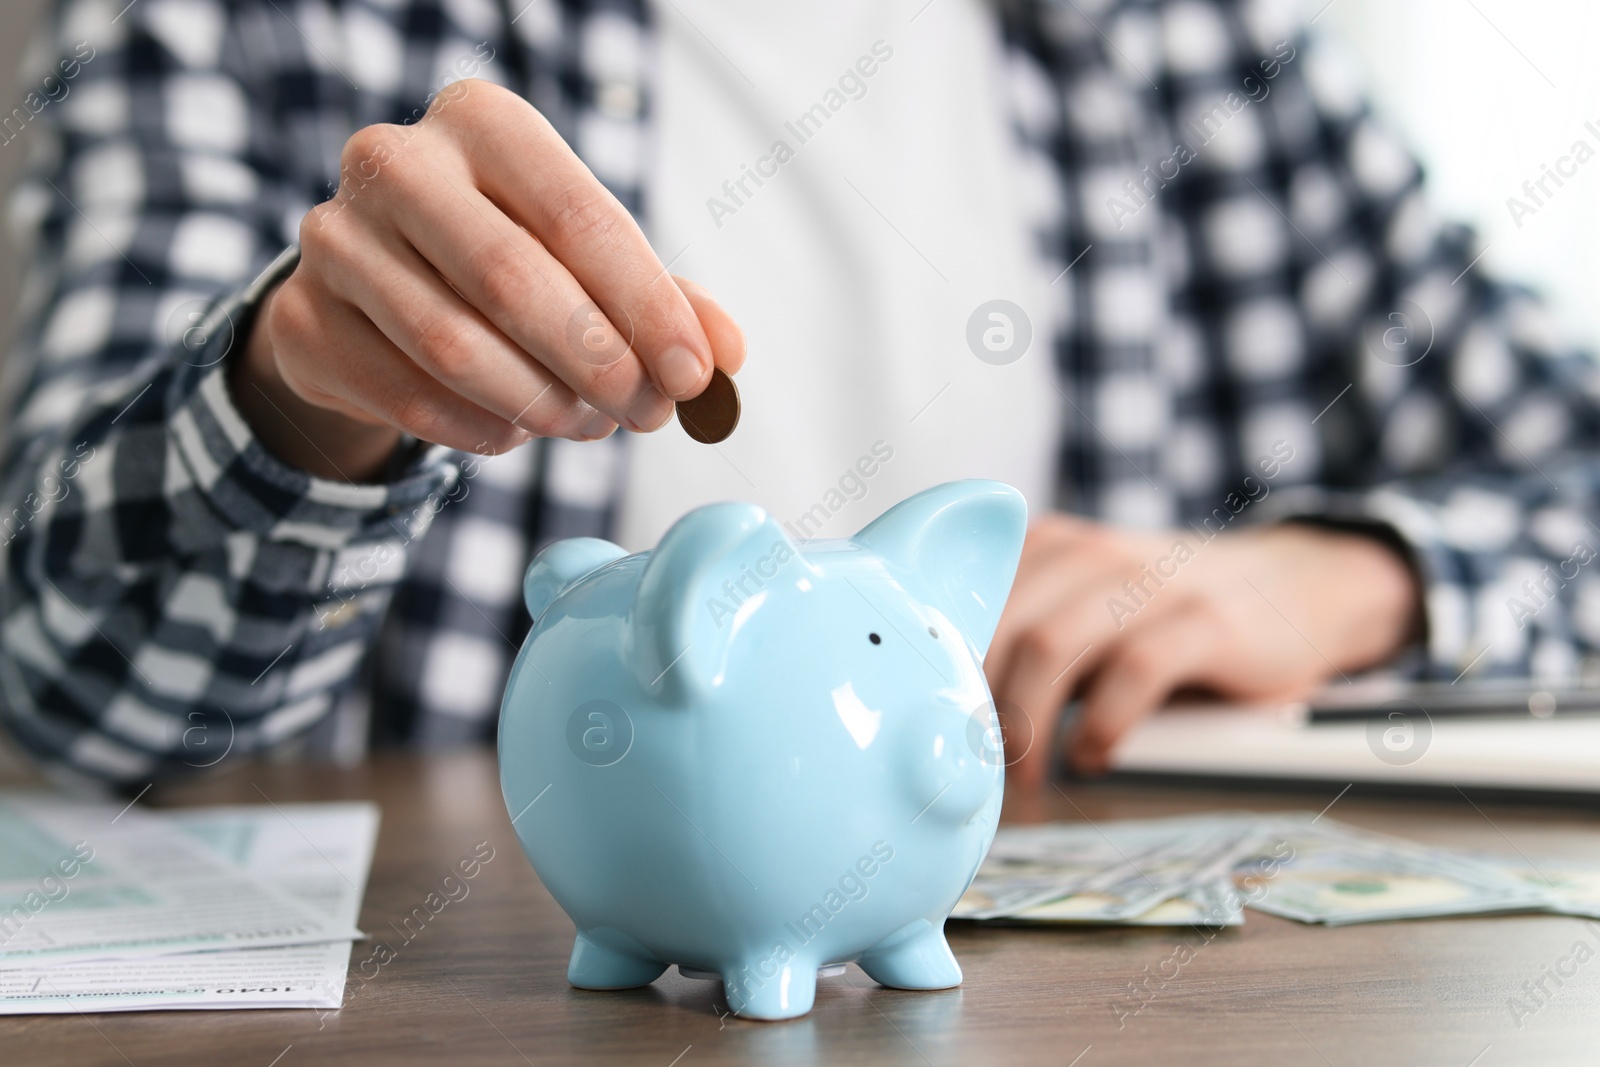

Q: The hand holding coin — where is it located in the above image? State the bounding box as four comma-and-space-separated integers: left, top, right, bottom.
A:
669, 276, 744, 445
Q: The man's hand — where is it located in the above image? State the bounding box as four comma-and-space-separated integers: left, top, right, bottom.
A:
984, 516, 1423, 786
232, 79, 745, 481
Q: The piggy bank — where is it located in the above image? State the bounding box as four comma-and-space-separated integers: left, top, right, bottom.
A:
498, 480, 1026, 1019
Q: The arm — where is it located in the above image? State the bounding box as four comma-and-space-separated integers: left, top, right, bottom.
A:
987, 0, 1600, 780
0, 1, 744, 785
0, 3, 459, 785
1224, 4, 1600, 684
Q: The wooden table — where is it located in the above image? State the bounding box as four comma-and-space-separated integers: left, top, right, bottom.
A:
6, 750, 1600, 1066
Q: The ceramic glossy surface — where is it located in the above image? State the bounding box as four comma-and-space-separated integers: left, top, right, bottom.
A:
498, 480, 1027, 1019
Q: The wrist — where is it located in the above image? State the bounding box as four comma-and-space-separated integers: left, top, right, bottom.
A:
229, 282, 405, 483
1297, 523, 1425, 670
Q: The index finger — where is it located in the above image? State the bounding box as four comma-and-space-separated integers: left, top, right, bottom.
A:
444, 85, 715, 403
1070, 610, 1222, 774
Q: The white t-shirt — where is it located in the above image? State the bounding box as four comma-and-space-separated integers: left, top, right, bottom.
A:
614, 0, 1061, 551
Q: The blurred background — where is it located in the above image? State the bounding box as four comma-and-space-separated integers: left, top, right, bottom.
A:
1324, 0, 1600, 352
1, 0, 1598, 384
0, 0, 44, 778
0, 0, 47, 354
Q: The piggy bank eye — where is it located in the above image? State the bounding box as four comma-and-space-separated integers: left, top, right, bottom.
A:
927, 626, 939, 639
868, 632, 882, 645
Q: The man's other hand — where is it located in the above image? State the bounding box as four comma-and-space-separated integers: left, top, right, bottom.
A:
984, 516, 1423, 786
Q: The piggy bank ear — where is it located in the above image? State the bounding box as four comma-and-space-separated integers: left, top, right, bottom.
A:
524, 538, 630, 622
630, 502, 814, 703
852, 480, 1027, 658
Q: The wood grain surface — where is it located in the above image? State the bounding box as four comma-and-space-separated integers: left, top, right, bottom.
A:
5, 750, 1600, 1066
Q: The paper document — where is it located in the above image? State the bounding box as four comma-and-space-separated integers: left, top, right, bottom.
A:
0, 795, 365, 968
0, 800, 378, 1013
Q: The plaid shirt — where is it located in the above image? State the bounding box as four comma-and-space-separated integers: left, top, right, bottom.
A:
5, 0, 1600, 785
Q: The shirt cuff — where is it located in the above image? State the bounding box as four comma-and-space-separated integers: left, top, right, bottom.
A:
161, 263, 459, 550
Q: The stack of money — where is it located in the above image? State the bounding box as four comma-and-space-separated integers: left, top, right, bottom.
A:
951, 813, 1600, 927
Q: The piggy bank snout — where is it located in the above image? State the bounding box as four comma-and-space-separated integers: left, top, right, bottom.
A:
901, 702, 1003, 823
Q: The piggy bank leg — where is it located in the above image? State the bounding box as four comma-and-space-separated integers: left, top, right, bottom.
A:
724, 960, 818, 1021
567, 932, 667, 989
857, 919, 962, 990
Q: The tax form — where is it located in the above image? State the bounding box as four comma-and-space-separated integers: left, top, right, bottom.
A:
0, 800, 378, 1012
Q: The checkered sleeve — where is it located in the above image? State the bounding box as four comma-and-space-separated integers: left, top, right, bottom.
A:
1221, 1, 1600, 681
0, 0, 458, 785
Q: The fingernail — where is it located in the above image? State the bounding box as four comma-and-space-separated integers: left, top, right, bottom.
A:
579, 411, 615, 440
656, 344, 706, 400
626, 387, 673, 432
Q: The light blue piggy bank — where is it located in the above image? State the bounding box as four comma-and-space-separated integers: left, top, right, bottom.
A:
498, 480, 1026, 1020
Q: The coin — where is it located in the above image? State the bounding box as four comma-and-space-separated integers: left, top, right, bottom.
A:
675, 366, 740, 444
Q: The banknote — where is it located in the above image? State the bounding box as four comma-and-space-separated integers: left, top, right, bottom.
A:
1470, 855, 1600, 919
974, 878, 1247, 927
955, 812, 1575, 928
955, 814, 1269, 921
1234, 817, 1551, 926
951, 876, 1115, 920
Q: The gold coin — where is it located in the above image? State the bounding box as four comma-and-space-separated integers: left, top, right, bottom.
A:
675, 367, 740, 444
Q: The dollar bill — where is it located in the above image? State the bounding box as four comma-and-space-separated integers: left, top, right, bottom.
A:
1467, 855, 1600, 920
1235, 816, 1552, 926
982, 878, 1247, 927
956, 814, 1270, 921
955, 812, 1575, 927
